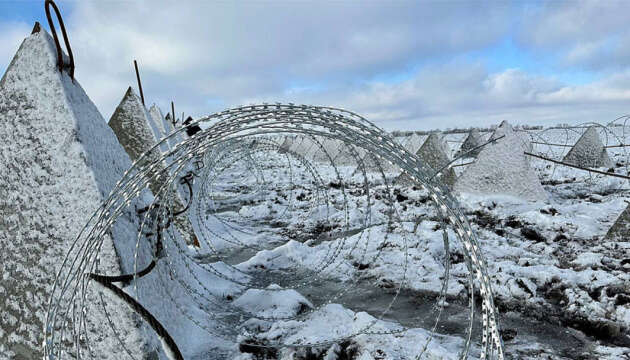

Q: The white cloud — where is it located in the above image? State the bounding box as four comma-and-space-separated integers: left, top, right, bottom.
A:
519, 0, 630, 70
243, 63, 630, 130
2, 1, 630, 131
57, 0, 510, 118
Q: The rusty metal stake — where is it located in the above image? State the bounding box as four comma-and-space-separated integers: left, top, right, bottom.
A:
31, 21, 41, 34
45, 0, 75, 80
133, 60, 145, 106
171, 101, 176, 126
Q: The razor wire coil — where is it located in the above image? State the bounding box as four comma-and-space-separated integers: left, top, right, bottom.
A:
45, 104, 506, 359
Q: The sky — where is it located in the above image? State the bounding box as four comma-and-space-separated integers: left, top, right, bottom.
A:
2, 0, 630, 131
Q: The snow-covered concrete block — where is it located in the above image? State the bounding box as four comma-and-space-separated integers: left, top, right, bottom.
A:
355, 135, 425, 174
403, 133, 425, 155
605, 204, 630, 241
109, 87, 198, 246
278, 135, 294, 154
0, 30, 151, 358
163, 112, 186, 147
456, 129, 484, 158
455, 121, 547, 201
148, 103, 171, 152
397, 132, 456, 187
312, 138, 343, 163
563, 126, 612, 168
109, 87, 163, 165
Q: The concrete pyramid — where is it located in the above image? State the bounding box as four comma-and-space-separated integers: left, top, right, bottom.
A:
491, 120, 533, 153
455, 121, 547, 201
0, 30, 151, 358
312, 138, 343, 163
404, 133, 425, 154
285, 135, 315, 160
397, 133, 456, 186
109, 88, 198, 246
286, 135, 303, 154
354, 135, 420, 174
456, 129, 485, 157
418, 132, 456, 185
335, 143, 367, 166
396, 135, 409, 147
563, 126, 612, 168
109, 87, 162, 163
358, 149, 395, 173
278, 135, 294, 154
605, 204, 630, 241
148, 104, 171, 152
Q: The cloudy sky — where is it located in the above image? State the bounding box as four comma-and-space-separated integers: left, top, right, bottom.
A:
2, 0, 630, 130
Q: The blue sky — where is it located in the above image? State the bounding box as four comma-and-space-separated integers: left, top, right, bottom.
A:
1, 0, 630, 130
0, 1, 48, 23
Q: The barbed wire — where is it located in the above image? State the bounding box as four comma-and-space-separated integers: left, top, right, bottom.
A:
45, 104, 505, 359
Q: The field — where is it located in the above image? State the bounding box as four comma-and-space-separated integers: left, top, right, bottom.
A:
135, 124, 630, 359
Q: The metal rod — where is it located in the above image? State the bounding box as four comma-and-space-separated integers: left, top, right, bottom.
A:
171, 101, 176, 126
45, 0, 75, 80
531, 141, 573, 147
89, 273, 184, 360
532, 141, 630, 149
31, 21, 41, 34
524, 151, 630, 180
133, 60, 145, 106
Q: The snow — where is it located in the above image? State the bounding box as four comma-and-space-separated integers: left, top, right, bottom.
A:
563, 126, 613, 168
233, 284, 313, 318
455, 121, 548, 201
0, 30, 151, 359
242, 303, 465, 359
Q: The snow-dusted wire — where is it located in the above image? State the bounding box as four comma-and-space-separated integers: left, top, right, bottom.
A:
45, 104, 505, 359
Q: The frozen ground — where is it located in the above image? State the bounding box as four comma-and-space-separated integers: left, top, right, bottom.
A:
154, 129, 630, 359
